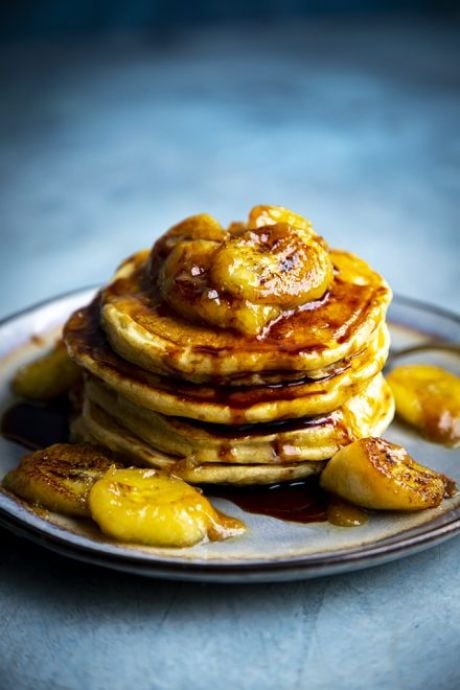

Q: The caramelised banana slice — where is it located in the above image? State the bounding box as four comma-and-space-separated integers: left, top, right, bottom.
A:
2, 443, 120, 516
247, 204, 315, 236
153, 205, 333, 337
387, 364, 460, 447
157, 232, 280, 337
12, 340, 81, 400
148, 213, 225, 276
320, 437, 456, 511
89, 468, 246, 547
210, 222, 332, 308
158, 236, 279, 336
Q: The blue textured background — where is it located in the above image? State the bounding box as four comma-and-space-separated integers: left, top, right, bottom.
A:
0, 17, 458, 317
2, 1, 458, 38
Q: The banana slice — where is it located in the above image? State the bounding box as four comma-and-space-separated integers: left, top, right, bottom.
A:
2, 443, 120, 516
12, 340, 81, 400
89, 468, 246, 547
320, 437, 456, 511
158, 232, 280, 336
149, 213, 225, 276
210, 223, 333, 308
387, 364, 460, 447
247, 205, 315, 236
157, 212, 225, 244
154, 206, 333, 337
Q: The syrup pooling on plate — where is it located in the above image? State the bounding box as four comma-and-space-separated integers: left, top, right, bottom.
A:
2, 288, 460, 583
1, 398, 72, 449
0, 397, 363, 528
208, 480, 329, 524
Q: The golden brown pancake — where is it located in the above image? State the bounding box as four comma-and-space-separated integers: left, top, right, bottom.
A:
65, 297, 390, 423
84, 373, 394, 465
99, 248, 391, 384
72, 404, 326, 485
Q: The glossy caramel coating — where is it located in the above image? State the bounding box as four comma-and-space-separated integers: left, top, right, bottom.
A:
148, 212, 225, 278
96, 246, 390, 384
2, 443, 120, 517
210, 223, 332, 307
247, 204, 316, 234
150, 208, 333, 337
92, 205, 390, 383
64, 296, 390, 424
320, 437, 456, 510
89, 467, 245, 547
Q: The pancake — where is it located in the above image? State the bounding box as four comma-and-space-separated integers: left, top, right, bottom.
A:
65, 298, 390, 424
72, 404, 324, 485
99, 248, 391, 384
63, 205, 394, 486
84, 373, 394, 464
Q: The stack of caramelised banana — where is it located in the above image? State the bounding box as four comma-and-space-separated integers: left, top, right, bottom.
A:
65, 205, 395, 485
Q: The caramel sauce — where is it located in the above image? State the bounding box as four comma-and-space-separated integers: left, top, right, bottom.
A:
208, 480, 329, 524
1, 398, 71, 450
178, 413, 334, 438
208, 482, 367, 527
147, 217, 336, 338
327, 496, 368, 527
101, 250, 388, 355
63, 297, 377, 416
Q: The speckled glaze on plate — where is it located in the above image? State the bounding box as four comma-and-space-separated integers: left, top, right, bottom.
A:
0, 289, 459, 583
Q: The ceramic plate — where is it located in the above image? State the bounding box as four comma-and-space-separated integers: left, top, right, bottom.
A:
0, 289, 459, 582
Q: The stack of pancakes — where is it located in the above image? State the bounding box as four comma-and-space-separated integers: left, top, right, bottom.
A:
65, 206, 394, 485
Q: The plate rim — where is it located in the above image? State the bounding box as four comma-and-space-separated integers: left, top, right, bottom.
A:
1, 492, 460, 582
0, 284, 99, 328
0, 287, 459, 582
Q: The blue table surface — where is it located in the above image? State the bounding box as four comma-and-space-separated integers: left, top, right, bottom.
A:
0, 16, 459, 690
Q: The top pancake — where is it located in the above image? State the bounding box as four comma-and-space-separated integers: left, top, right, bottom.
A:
99, 247, 391, 384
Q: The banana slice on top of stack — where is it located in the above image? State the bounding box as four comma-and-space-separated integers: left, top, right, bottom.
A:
64, 205, 395, 485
